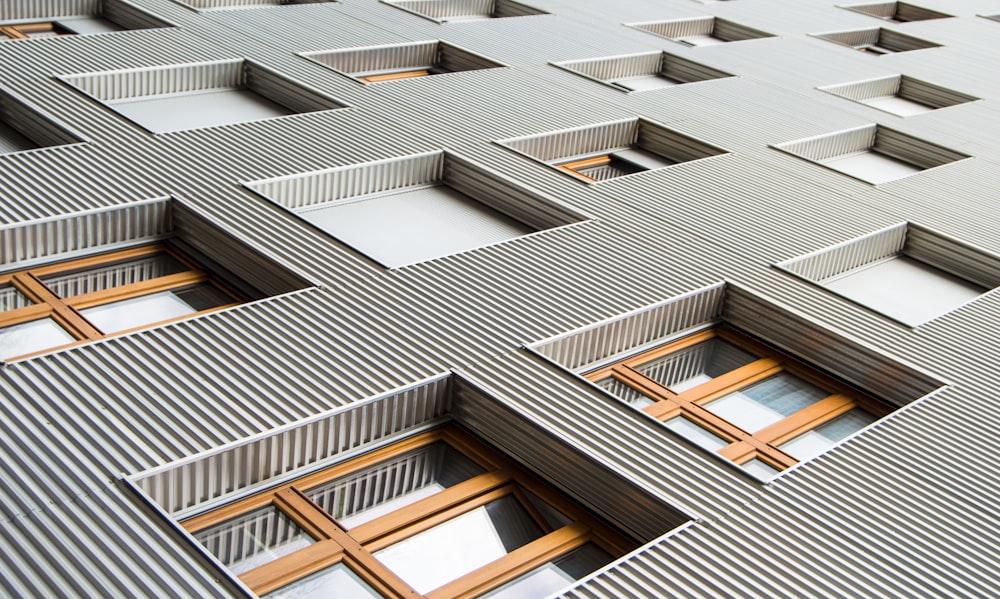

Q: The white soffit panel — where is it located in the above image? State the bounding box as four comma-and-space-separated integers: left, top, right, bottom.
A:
297, 185, 535, 268
863, 95, 934, 116
823, 256, 988, 326
821, 151, 921, 184
107, 88, 294, 133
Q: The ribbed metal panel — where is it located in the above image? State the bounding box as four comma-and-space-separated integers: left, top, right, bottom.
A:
499, 119, 637, 162
532, 283, 725, 371
905, 223, 1000, 289
0, 197, 170, 267
628, 16, 715, 40
1, 0, 999, 596
819, 74, 902, 101
775, 124, 877, 161
246, 151, 445, 210
777, 222, 906, 281
0, 0, 98, 20
61, 59, 244, 102
134, 374, 451, 516
722, 284, 945, 407
303, 40, 505, 78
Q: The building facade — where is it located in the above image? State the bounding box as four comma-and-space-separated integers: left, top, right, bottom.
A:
1, 0, 997, 597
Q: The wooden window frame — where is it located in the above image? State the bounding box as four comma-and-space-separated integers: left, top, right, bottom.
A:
183, 427, 633, 599
0, 22, 70, 40
585, 326, 892, 472
0, 244, 242, 361
360, 70, 432, 83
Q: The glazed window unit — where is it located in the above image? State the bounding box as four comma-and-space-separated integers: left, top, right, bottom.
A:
183, 427, 632, 598
0, 0, 167, 40
811, 28, 942, 55
0, 244, 241, 361
585, 326, 891, 479
838, 2, 952, 23
499, 119, 728, 184
302, 41, 505, 85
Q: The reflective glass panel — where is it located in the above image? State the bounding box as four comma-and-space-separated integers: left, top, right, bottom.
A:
304, 442, 485, 529
80, 283, 231, 333
0, 284, 32, 312
779, 408, 879, 461
636, 337, 757, 393
593, 376, 654, 408
193, 506, 313, 575
265, 563, 381, 599
0, 318, 75, 360
483, 543, 613, 599
664, 417, 729, 452
374, 494, 545, 593
42, 252, 188, 298
705, 373, 829, 432
741, 459, 780, 481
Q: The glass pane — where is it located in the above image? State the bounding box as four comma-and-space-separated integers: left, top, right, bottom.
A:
305, 442, 485, 529
0, 284, 32, 312
0, 318, 75, 360
483, 543, 613, 599
705, 373, 829, 432
664, 417, 729, 452
80, 283, 231, 333
779, 408, 879, 461
42, 252, 188, 298
741, 459, 780, 481
193, 506, 313, 575
374, 494, 545, 594
593, 376, 654, 408
574, 157, 644, 181
265, 563, 381, 599
636, 338, 757, 393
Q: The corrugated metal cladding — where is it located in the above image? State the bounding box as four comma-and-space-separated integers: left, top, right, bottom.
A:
0, 0, 997, 596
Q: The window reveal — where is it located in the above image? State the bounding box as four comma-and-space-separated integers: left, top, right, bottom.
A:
183, 428, 633, 598
0, 244, 241, 361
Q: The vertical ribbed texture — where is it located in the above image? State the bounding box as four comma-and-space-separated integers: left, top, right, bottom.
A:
134, 375, 451, 515
0, 198, 171, 267
62, 59, 244, 102
532, 283, 726, 371
778, 222, 906, 282
0, 0, 98, 20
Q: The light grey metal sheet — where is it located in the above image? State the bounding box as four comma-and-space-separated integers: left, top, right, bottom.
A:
1, 0, 1000, 597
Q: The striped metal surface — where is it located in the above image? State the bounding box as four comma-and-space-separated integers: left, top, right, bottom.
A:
0, 0, 998, 597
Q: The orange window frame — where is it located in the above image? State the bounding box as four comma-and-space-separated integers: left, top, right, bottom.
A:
0, 244, 241, 361
585, 326, 892, 472
183, 427, 633, 599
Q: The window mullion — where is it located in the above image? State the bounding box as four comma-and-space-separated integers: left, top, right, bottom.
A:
679, 358, 781, 404
279, 488, 423, 599
0, 303, 55, 328
66, 271, 208, 310
25, 244, 165, 278
11, 273, 103, 339
755, 394, 857, 445
426, 523, 591, 599
359, 482, 513, 552
239, 539, 345, 596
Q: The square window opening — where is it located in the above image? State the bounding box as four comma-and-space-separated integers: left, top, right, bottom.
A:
0, 0, 169, 40
381, 0, 550, 24
180, 427, 637, 598
811, 27, 941, 55
777, 222, 1000, 327
772, 124, 968, 184
171, 0, 336, 12
498, 119, 728, 184
302, 41, 505, 85
529, 283, 948, 482
838, 2, 953, 23
60, 59, 345, 134
626, 17, 775, 46
818, 75, 978, 117
245, 151, 587, 268
552, 52, 734, 94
